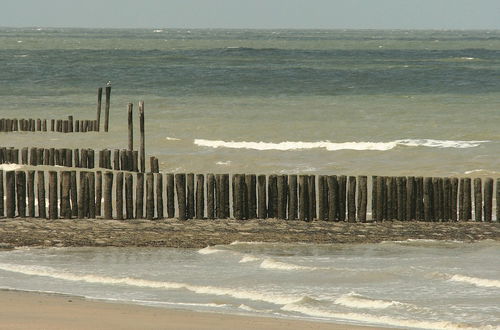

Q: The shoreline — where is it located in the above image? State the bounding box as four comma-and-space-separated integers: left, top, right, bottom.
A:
0, 218, 498, 248
0, 289, 384, 330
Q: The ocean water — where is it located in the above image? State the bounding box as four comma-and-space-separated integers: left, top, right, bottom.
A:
0, 28, 499, 177
0, 241, 498, 329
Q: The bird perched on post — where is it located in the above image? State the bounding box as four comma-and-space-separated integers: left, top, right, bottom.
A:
106, 81, 112, 87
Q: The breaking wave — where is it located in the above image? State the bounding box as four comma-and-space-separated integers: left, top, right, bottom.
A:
449, 274, 500, 288
194, 138, 488, 151
260, 258, 318, 271
334, 292, 405, 310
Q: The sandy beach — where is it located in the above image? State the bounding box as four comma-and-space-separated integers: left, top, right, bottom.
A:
0, 290, 383, 330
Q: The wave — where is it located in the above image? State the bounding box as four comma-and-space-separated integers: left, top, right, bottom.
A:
334, 292, 404, 310
0, 263, 303, 305
281, 303, 482, 330
260, 258, 318, 271
194, 138, 488, 151
197, 246, 224, 255
239, 255, 260, 263
165, 136, 180, 141
449, 274, 500, 288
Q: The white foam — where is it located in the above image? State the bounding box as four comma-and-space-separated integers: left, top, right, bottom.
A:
0, 164, 24, 171
281, 303, 477, 330
216, 161, 231, 166
197, 246, 223, 255
260, 258, 317, 271
449, 274, 500, 288
165, 136, 180, 141
239, 255, 260, 263
194, 138, 487, 152
334, 292, 403, 310
0, 263, 302, 305
153, 29, 164, 33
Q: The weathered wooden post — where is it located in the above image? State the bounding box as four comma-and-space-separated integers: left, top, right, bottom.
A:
483, 178, 493, 222
114, 172, 124, 220
139, 101, 145, 173
27, 170, 35, 217
78, 172, 87, 219
317, 175, 327, 220
327, 176, 338, 221
156, 173, 164, 219
125, 173, 134, 219
347, 176, 356, 222
267, 175, 278, 218
277, 175, 287, 220
37, 171, 46, 219
0, 170, 3, 217
61, 171, 71, 219
166, 173, 175, 218
464, 178, 472, 221
175, 173, 186, 220
113, 149, 120, 170
127, 103, 133, 150
496, 178, 500, 222
96, 87, 103, 131
136, 173, 144, 219
16, 171, 26, 218
48, 171, 58, 219
309, 175, 316, 220
186, 173, 195, 219
233, 174, 244, 220
5, 171, 15, 218
145, 173, 154, 220
95, 171, 102, 216
246, 174, 257, 219
298, 175, 309, 221
103, 171, 113, 219
69, 171, 78, 216
357, 176, 367, 222
104, 85, 111, 132
195, 174, 204, 219
288, 175, 298, 220
450, 178, 458, 221
473, 178, 482, 221
222, 174, 230, 218
257, 175, 267, 219
207, 174, 215, 219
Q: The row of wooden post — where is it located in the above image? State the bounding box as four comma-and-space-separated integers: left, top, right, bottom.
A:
0, 146, 161, 173
0, 170, 498, 222
0, 117, 100, 133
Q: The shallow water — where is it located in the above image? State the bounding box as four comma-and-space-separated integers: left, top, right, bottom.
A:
0, 28, 499, 177
0, 240, 498, 329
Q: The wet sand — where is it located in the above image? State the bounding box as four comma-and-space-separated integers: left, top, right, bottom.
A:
0, 290, 383, 330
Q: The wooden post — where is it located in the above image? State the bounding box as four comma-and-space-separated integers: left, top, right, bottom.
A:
104, 86, 111, 132
78, 172, 87, 219
222, 174, 230, 218
21, 147, 28, 165
48, 171, 58, 219
195, 174, 204, 219
450, 178, 458, 221
385, 177, 394, 220
233, 174, 244, 220
423, 177, 432, 221
496, 178, 500, 222
347, 176, 356, 222
308, 175, 316, 220
473, 178, 482, 221
245, 174, 257, 220
206, 174, 215, 219
125, 173, 134, 219
27, 170, 35, 217
267, 175, 278, 218
96, 171, 102, 217
443, 177, 451, 221
318, 175, 327, 220
70, 171, 78, 217
464, 178, 472, 221
415, 177, 424, 220
186, 173, 195, 219
375, 176, 384, 222
298, 175, 309, 221
103, 171, 113, 219
146, 172, 154, 220
139, 101, 145, 173
166, 173, 175, 219
37, 171, 46, 219
406, 177, 415, 220
15, 171, 26, 218
483, 178, 493, 222
338, 175, 347, 221
0, 170, 3, 217
257, 175, 267, 219
175, 173, 186, 220
277, 175, 287, 220
127, 103, 133, 150
96, 87, 102, 131
357, 176, 367, 222
5, 171, 15, 218
327, 176, 338, 221
60, 171, 71, 219
136, 173, 144, 219
371, 176, 377, 221
113, 149, 120, 170
156, 173, 164, 219
288, 175, 298, 220
88, 172, 96, 218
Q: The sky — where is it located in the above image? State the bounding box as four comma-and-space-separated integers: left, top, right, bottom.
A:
2, 0, 500, 30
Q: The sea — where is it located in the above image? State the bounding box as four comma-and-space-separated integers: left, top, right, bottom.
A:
0, 28, 499, 328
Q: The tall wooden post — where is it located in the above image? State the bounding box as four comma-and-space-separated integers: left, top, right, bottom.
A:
139, 101, 145, 173
96, 87, 102, 131
127, 103, 133, 151
103, 171, 113, 219
104, 85, 111, 132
